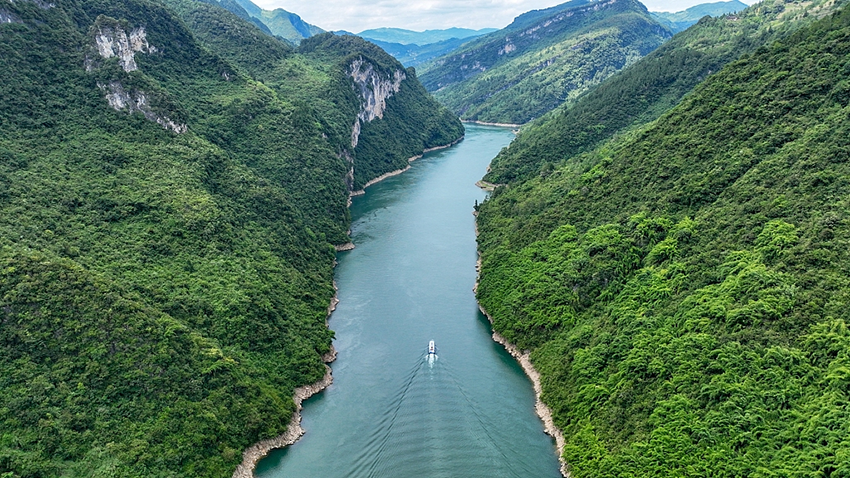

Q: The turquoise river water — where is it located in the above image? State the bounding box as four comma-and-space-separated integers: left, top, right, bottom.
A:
255, 124, 562, 478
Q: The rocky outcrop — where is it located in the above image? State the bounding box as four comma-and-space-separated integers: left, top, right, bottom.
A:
87, 19, 156, 72
9, 0, 54, 9
98, 81, 187, 134
85, 17, 184, 134
0, 9, 21, 23
348, 57, 406, 148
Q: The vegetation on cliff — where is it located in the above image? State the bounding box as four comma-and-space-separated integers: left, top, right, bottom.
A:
0, 0, 460, 476
484, 0, 847, 184
476, 4, 850, 475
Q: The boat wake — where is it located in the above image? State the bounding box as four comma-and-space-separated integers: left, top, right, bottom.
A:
341, 344, 538, 477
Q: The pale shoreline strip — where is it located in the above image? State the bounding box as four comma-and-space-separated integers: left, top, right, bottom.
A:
463, 119, 523, 128
233, 136, 464, 477
474, 180, 502, 191
473, 225, 569, 477
231, 288, 340, 478
349, 136, 465, 197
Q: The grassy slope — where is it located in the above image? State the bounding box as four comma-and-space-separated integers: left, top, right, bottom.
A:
477, 5, 850, 476
485, 0, 847, 184
0, 0, 459, 476
418, 0, 671, 124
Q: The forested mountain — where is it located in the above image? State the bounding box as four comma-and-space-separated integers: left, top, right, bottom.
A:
651, 0, 748, 32
227, 0, 324, 44
485, 0, 846, 184
417, 0, 672, 125
476, 2, 850, 476
0, 0, 461, 476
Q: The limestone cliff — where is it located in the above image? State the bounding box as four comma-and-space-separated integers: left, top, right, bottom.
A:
343, 56, 407, 190
348, 57, 406, 148
85, 16, 186, 133
97, 81, 188, 133
85, 17, 157, 72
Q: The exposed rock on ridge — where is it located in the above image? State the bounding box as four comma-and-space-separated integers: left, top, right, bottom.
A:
0, 9, 21, 23
88, 21, 157, 72
84, 17, 184, 133
98, 81, 187, 133
9, 0, 54, 9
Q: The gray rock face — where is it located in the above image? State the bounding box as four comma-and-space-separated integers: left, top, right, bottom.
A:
98, 81, 187, 134
91, 24, 156, 72
348, 57, 405, 148
85, 19, 183, 133
0, 9, 21, 23
9, 0, 54, 9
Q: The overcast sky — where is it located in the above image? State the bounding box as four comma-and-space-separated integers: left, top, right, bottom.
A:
252, 0, 759, 33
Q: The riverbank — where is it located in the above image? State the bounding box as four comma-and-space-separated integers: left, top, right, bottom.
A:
231, 287, 341, 478
462, 119, 522, 128
474, 254, 569, 478
350, 136, 465, 197
234, 135, 466, 477
474, 180, 501, 191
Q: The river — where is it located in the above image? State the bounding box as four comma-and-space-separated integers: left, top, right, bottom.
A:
255, 124, 562, 478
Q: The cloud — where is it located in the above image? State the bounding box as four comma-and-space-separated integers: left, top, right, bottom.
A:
252, 0, 760, 32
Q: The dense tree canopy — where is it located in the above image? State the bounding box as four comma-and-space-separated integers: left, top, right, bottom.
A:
477, 4, 850, 476
0, 0, 461, 476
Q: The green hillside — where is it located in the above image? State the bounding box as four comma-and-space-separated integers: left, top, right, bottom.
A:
417, 0, 672, 124
485, 0, 847, 184
0, 0, 460, 476
476, 4, 850, 476
651, 0, 748, 32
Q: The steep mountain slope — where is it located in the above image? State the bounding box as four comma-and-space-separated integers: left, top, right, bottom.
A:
651, 0, 747, 32
163, 1, 463, 190
230, 0, 324, 44
485, 0, 847, 184
0, 0, 460, 476
418, 0, 672, 124
476, 5, 850, 476
196, 0, 275, 35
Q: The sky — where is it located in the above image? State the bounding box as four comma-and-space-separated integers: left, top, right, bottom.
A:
252, 0, 759, 33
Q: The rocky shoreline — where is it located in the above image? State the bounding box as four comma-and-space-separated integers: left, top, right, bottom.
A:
473, 238, 569, 477
462, 119, 522, 128
231, 346, 337, 478
232, 136, 466, 477
349, 136, 465, 197
334, 242, 356, 252
488, 324, 570, 477
230, 286, 340, 478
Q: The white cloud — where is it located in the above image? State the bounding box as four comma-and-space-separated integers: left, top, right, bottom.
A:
252, 0, 759, 32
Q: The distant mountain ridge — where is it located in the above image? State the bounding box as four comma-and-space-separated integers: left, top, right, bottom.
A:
418, 0, 672, 124
356, 27, 498, 45
358, 36, 482, 67
228, 0, 324, 44
651, 0, 748, 32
